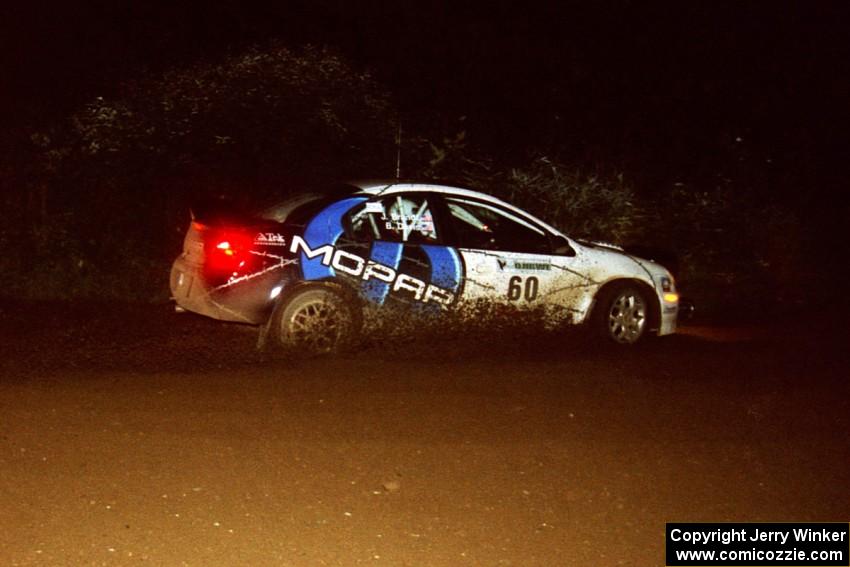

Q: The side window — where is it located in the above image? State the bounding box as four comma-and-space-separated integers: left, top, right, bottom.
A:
347, 194, 439, 244
445, 197, 551, 254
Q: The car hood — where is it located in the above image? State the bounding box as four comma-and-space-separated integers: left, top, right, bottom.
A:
572, 240, 670, 286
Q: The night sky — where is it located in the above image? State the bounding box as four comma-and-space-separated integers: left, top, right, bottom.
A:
2, 2, 848, 200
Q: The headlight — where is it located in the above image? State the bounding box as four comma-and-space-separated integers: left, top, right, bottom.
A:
660, 276, 678, 303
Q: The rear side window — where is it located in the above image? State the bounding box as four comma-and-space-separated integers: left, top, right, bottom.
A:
445, 197, 551, 253
347, 194, 439, 244
260, 185, 361, 224
260, 194, 334, 224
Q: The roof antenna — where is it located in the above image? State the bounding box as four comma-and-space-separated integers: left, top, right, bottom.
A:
395, 117, 402, 181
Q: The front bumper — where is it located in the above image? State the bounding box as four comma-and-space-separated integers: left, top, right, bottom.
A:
658, 303, 678, 336
657, 297, 694, 336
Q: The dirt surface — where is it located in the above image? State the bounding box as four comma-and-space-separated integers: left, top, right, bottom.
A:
1, 302, 848, 566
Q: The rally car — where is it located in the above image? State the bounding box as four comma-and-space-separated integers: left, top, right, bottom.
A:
170, 181, 680, 352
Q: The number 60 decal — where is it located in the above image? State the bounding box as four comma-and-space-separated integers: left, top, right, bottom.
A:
507, 276, 539, 301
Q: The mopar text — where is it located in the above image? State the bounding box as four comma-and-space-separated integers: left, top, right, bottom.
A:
290, 235, 456, 305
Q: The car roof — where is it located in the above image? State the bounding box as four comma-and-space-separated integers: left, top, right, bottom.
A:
348, 180, 565, 237
351, 180, 507, 205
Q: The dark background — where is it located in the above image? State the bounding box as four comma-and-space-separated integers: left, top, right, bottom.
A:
3, 8, 848, 562
3, 2, 847, 182
1, 1, 848, 308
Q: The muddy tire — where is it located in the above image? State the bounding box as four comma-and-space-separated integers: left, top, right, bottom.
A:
592, 284, 650, 345
268, 288, 359, 355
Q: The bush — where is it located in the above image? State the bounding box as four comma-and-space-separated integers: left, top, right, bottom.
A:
419, 136, 808, 319
653, 182, 809, 316
500, 157, 643, 244
3, 43, 398, 302
70, 44, 395, 179
419, 134, 643, 244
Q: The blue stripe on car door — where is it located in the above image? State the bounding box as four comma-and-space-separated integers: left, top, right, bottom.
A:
300, 197, 367, 280
362, 241, 404, 304
420, 245, 462, 292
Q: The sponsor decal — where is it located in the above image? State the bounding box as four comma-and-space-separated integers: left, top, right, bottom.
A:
496, 257, 551, 272
421, 245, 462, 293
364, 201, 385, 214
299, 197, 368, 280
295, 198, 463, 306
290, 235, 456, 305
514, 261, 550, 271
363, 241, 404, 305
254, 232, 287, 246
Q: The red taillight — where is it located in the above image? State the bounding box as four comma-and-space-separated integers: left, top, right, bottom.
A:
206, 230, 253, 272
216, 241, 236, 256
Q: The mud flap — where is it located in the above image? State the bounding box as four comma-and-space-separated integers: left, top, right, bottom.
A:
256, 313, 273, 351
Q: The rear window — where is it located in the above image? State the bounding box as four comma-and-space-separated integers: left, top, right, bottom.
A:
260, 184, 359, 225
260, 193, 329, 223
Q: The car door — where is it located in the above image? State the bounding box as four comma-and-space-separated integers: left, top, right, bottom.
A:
340, 192, 463, 308
441, 195, 586, 317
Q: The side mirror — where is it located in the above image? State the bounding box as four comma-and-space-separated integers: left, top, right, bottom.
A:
553, 236, 576, 257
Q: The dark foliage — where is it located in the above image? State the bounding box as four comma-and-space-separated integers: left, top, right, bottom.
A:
0, 41, 823, 319
1, 44, 396, 300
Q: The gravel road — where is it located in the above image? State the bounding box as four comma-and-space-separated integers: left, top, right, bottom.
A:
1, 302, 848, 566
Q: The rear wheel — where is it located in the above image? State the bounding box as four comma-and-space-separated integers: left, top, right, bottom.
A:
269, 288, 358, 355
593, 284, 650, 344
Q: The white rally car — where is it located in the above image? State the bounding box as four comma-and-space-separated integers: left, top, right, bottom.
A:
170, 181, 680, 352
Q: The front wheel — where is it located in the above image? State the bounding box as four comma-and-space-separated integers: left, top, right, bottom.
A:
593, 284, 650, 344
268, 288, 359, 355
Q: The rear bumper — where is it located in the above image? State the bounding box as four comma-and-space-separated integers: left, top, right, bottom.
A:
170, 257, 266, 324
